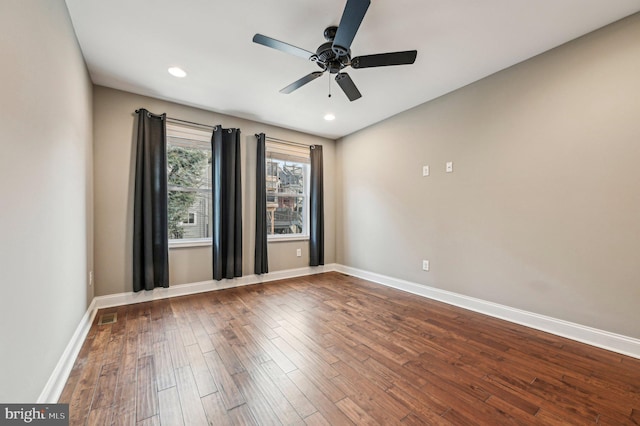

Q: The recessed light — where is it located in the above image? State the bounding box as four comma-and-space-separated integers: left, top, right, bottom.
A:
324, 113, 335, 121
168, 67, 187, 78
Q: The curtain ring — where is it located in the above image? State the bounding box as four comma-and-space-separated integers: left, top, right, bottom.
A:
227, 129, 232, 133
213, 125, 219, 131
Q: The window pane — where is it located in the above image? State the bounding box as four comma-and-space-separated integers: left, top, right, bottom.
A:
265, 141, 309, 239
167, 142, 212, 240
168, 189, 211, 239
267, 196, 305, 235
266, 158, 305, 196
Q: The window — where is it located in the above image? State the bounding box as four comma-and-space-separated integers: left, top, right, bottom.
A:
182, 211, 197, 225
166, 122, 212, 246
266, 141, 310, 240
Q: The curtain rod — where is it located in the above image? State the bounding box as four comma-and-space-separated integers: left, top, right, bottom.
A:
165, 116, 215, 130
136, 111, 311, 147
262, 135, 311, 149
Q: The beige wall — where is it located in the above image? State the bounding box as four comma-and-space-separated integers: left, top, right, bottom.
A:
337, 13, 640, 338
0, 0, 94, 401
93, 86, 335, 296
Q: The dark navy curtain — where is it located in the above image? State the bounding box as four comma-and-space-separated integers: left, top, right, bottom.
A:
133, 109, 169, 291
309, 145, 324, 266
212, 126, 243, 280
255, 133, 269, 274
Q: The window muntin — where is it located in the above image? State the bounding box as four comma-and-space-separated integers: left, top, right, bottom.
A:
166, 123, 212, 245
266, 141, 310, 240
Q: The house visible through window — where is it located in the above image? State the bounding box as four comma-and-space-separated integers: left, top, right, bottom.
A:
166, 122, 212, 245
266, 140, 310, 240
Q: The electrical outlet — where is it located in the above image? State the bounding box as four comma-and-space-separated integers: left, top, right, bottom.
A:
446, 161, 453, 173
422, 260, 430, 271
296, 248, 302, 257
422, 165, 430, 177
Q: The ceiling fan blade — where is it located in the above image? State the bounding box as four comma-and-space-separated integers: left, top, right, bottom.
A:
280, 72, 325, 94
253, 34, 315, 60
332, 0, 370, 56
335, 73, 362, 101
351, 50, 417, 69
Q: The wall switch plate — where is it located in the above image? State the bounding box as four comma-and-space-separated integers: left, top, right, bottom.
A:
89, 271, 93, 286
446, 162, 453, 173
422, 165, 430, 177
422, 260, 430, 271
296, 248, 302, 257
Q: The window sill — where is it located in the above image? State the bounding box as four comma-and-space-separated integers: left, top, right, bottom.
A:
268, 235, 309, 243
169, 239, 212, 249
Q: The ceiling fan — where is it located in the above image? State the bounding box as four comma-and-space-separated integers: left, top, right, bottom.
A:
253, 0, 417, 101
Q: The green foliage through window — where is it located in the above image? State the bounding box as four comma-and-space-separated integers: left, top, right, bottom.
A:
167, 144, 210, 240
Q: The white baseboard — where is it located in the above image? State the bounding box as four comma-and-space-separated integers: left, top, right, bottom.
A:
37, 298, 98, 403
335, 264, 640, 360
41, 262, 640, 402
94, 264, 338, 309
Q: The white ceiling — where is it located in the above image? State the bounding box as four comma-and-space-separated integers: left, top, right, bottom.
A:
65, 0, 640, 139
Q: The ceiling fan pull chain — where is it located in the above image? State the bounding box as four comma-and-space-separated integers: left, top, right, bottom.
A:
328, 74, 332, 98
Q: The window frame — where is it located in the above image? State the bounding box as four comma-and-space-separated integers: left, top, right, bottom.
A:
166, 122, 213, 249
265, 141, 310, 242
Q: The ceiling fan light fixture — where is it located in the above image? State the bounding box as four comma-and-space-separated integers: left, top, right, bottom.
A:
168, 66, 187, 78
324, 113, 336, 121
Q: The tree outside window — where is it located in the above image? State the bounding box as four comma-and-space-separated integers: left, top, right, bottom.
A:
166, 126, 212, 242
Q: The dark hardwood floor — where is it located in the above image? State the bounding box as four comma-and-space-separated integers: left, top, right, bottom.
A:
59, 272, 640, 425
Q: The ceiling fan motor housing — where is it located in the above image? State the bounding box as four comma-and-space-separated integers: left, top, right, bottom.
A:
317, 27, 351, 74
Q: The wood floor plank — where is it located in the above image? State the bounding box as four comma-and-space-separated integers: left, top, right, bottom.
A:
103, 334, 125, 365
135, 355, 158, 422
203, 350, 246, 410
231, 344, 304, 425
273, 326, 341, 383
108, 345, 138, 424
331, 364, 411, 424
303, 411, 331, 426
61, 272, 640, 425
152, 340, 176, 391
92, 362, 119, 409
157, 387, 185, 426
335, 396, 380, 425
165, 328, 190, 368
242, 323, 297, 373
111, 410, 135, 426
137, 331, 154, 359
261, 360, 317, 418
208, 331, 246, 375
232, 371, 283, 426
245, 313, 279, 340
385, 384, 453, 425
68, 386, 95, 426
277, 316, 339, 364
287, 369, 354, 425
136, 415, 160, 426
226, 404, 259, 425
174, 365, 209, 425
185, 343, 218, 397
190, 316, 216, 353
87, 407, 110, 426
201, 391, 232, 425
